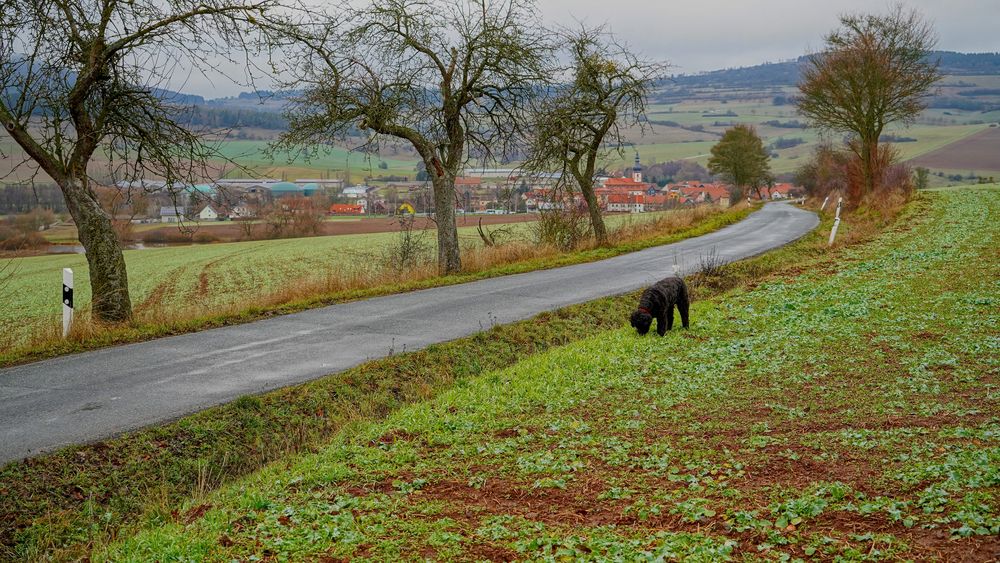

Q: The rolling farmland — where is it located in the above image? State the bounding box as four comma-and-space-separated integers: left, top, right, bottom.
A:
911, 126, 1000, 173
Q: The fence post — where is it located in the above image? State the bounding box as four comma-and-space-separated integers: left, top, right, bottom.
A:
820, 196, 830, 211
62, 268, 73, 338
828, 197, 843, 246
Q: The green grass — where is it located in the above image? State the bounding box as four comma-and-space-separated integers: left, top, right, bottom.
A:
92, 186, 999, 561
213, 141, 421, 183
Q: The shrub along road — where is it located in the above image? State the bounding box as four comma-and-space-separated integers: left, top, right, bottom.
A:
0, 202, 817, 464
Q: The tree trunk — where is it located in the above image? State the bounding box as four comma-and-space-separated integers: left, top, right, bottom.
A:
430, 173, 461, 275
578, 178, 608, 246
858, 137, 877, 203
61, 178, 133, 323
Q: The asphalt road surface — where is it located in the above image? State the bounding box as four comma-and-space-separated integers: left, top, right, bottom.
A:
0, 203, 818, 464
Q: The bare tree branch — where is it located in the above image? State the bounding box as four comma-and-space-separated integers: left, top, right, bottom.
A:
275, 0, 549, 274
0, 0, 298, 322
797, 4, 940, 203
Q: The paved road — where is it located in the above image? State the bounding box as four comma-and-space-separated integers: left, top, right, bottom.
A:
0, 203, 817, 464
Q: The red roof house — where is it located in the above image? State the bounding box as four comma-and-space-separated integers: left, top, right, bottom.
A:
329, 203, 365, 215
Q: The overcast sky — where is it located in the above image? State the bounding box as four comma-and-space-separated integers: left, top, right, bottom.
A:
537, 0, 999, 75
184, 0, 999, 98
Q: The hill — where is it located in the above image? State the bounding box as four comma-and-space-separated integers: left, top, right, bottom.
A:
665, 51, 1000, 89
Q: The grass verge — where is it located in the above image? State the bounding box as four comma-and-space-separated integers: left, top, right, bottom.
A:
95, 187, 997, 561
1, 205, 751, 368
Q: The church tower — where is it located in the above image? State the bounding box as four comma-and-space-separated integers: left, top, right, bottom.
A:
632, 152, 643, 183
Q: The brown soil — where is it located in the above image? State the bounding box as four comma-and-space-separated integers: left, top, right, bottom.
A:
911, 127, 1000, 172
740, 443, 882, 494
811, 511, 1000, 563
419, 475, 629, 528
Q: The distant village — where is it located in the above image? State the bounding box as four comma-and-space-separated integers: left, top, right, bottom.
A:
116, 155, 803, 224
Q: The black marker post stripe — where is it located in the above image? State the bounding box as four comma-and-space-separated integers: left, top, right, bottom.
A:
62, 268, 73, 338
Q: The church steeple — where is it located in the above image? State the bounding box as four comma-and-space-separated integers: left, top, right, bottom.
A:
632, 152, 642, 183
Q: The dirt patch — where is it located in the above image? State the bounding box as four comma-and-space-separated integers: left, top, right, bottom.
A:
181, 503, 212, 524
812, 510, 1000, 563
910, 127, 1000, 173
493, 428, 522, 440
371, 429, 419, 446
739, 444, 881, 495
419, 475, 629, 528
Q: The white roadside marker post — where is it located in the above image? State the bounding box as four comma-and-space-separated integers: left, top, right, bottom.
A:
828, 197, 843, 246
62, 268, 73, 338
820, 196, 830, 211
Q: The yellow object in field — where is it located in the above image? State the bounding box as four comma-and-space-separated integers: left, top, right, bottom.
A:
398, 202, 416, 215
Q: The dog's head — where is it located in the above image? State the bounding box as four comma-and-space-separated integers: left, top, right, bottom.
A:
630, 309, 653, 335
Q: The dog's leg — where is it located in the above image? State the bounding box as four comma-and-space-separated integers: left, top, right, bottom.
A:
666, 305, 674, 332
679, 298, 690, 329
656, 313, 667, 336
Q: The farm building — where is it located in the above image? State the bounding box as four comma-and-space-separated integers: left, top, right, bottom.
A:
674, 183, 731, 204
188, 184, 217, 195
762, 183, 802, 199
231, 202, 256, 219
342, 186, 372, 199
329, 203, 365, 215
159, 206, 186, 223
195, 204, 223, 221
270, 182, 304, 198
606, 193, 669, 213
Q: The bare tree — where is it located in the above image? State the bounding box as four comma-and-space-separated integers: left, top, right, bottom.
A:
797, 5, 940, 203
522, 26, 665, 246
0, 0, 289, 322
275, 0, 549, 274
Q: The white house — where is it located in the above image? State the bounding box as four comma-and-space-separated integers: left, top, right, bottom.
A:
231, 201, 256, 219
342, 186, 371, 199
197, 204, 221, 221
159, 206, 185, 223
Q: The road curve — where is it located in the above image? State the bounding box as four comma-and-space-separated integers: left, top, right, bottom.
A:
0, 202, 818, 464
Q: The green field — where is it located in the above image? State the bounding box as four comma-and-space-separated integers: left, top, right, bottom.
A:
613, 95, 993, 176
0, 211, 674, 347
213, 141, 421, 183
98, 186, 1000, 560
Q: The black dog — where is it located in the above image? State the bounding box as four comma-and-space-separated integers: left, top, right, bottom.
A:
630, 277, 690, 336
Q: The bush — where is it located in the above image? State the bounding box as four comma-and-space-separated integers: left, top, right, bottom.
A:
142, 229, 194, 244
532, 208, 592, 251
192, 231, 220, 243
380, 214, 433, 273
0, 228, 47, 250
